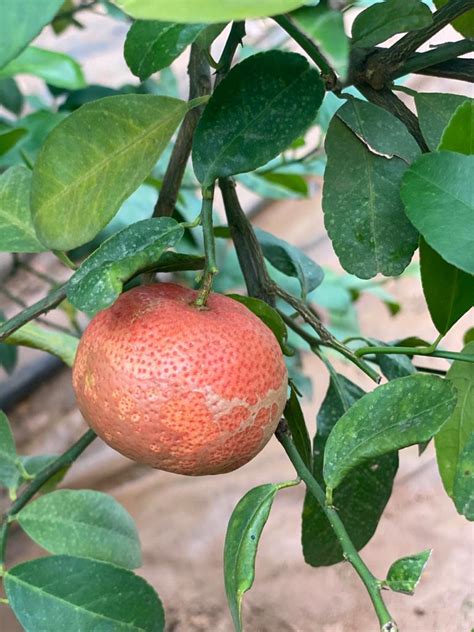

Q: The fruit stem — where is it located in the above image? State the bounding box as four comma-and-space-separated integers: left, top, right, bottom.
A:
195, 184, 218, 308
276, 420, 398, 632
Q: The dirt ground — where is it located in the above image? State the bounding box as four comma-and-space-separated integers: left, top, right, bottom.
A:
1, 10, 473, 632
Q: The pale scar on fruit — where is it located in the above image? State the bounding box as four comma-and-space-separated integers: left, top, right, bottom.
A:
73, 283, 288, 476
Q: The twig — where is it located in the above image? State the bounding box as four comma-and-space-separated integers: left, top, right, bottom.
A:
276, 421, 398, 632
391, 39, 474, 78
0, 285, 67, 343
153, 44, 211, 218
194, 185, 217, 307
411, 57, 474, 82
356, 345, 474, 364
215, 21, 246, 86
273, 14, 340, 90
365, 0, 474, 82
0, 429, 97, 568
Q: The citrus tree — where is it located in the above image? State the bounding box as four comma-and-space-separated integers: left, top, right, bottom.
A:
0, 1, 473, 630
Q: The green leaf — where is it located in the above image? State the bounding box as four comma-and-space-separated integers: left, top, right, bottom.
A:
385, 550, 432, 594
224, 482, 292, 631
351, 0, 432, 48
31, 95, 188, 250
0, 78, 24, 115
464, 328, 474, 345
3, 320, 79, 367
67, 218, 184, 315
227, 294, 291, 356
0, 0, 64, 69
401, 151, 474, 275
0, 166, 46, 252
323, 374, 457, 493
237, 171, 309, 200
0, 126, 27, 157
0, 410, 20, 491
125, 21, 205, 81
5, 555, 165, 631
440, 98, 473, 155
336, 98, 420, 163
323, 105, 419, 279
302, 375, 398, 566
435, 342, 474, 499
420, 238, 474, 335
453, 433, 474, 520
415, 92, 467, 151
292, 4, 349, 75
17, 489, 142, 569
284, 384, 311, 469
115, 0, 306, 22
0, 310, 18, 375
433, 0, 474, 37
0, 47, 86, 90
377, 350, 416, 381
192, 51, 324, 185
254, 227, 323, 298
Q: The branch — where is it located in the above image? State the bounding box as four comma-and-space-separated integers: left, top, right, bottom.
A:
392, 39, 474, 77
0, 429, 97, 567
0, 285, 67, 343
365, 0, 474, 84
273, 14, 340, 90
276, 421, 398, 632
153, 44, 211, 218
405, 56, 474, 83
215, 21, 246, 85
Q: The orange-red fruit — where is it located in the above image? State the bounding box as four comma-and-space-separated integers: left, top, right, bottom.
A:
72, 283, 288, 475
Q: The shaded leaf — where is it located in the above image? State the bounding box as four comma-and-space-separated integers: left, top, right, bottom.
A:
237, 171, 309, 200
0, 0, 64, 68
323, 374, 457, 493
0, 78, 24, 115
453, 433, 474, 520
17, 489, 142, 569
0, 126, 27, 157
440, 99, 473, 155
435, 342, 474, 498
224, 482, 294, 631
284, 384, 311, 469
125, 21, 205, 81
115, 0, 306, 22
401, 151, 474, 275
31, 95, 188, 250
464, 328, 474, 345
193, 51, 324, 185
352, 0, 432, 48
0, 410, 19, 491
0, 166, 46, 252
5, 555, 165, 632
67, 218, 184, 315
415, 92, 467, 151
302, 374, 398, 566
255, 227, 323, 297
0, 47, 86, 90
420, 238, 474, 335
227, 294, 291, 355
323, 110, 419, 279
385, 550, 432, 594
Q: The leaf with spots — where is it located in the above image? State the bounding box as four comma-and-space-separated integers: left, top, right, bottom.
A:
16, 489, 142, 569
323, 374, 457, 494
0, 410, 21, 493
0, 166, 47, 253
385, 549, 432, 594
192, 51, 324, 186
67, 218, 184, 316
435, 342, 474, 500
124, 21, 206, 81
322, 103, 419, 279
31, 95, 189, 250
224, 481, 297, 631
453, 433, 474, 520
302, 374, 398, 567
4, 555, 165, 632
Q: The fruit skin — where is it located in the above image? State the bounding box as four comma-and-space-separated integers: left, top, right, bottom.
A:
73, 283, 288, 475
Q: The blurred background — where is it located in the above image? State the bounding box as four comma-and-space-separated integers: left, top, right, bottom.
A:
0, 2, 472, 630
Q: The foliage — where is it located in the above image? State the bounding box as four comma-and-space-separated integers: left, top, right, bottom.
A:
0, 1, 472, 631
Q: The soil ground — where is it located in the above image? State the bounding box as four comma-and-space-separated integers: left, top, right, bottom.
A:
1, 10, 473, 632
